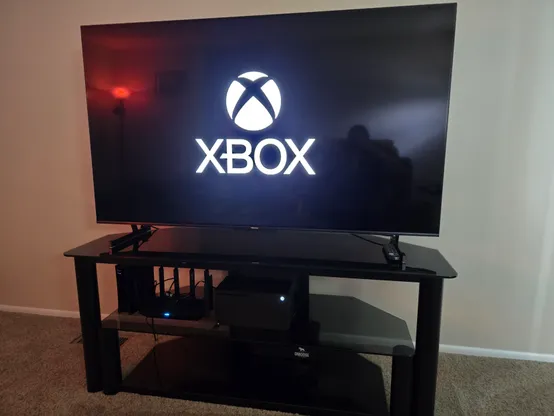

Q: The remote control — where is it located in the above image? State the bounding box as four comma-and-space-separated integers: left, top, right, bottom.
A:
383, 243, 402, 263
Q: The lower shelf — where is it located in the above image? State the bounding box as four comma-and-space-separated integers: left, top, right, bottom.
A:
120, 337, 389, 416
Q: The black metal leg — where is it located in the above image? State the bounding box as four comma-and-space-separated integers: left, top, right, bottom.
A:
74, 258, 102, 392
189, 268, 196, 298
390, 352, 413, 416
204, 269, 213, 311
412, 280, 444, 416
101, 327, 122, 395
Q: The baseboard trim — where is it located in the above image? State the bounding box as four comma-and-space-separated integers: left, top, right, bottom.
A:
1, 304, 553, 362
0, 304, 108, 320
440, 344, 554, 363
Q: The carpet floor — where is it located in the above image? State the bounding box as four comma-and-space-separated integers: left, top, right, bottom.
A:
0, 312, 553, 415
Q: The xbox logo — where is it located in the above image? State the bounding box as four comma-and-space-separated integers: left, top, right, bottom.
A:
226, 71, 281, 132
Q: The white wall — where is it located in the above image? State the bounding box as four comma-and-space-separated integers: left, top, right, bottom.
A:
0, 0, 553, 355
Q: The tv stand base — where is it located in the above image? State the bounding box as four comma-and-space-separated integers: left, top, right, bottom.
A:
112, 336, 391, 416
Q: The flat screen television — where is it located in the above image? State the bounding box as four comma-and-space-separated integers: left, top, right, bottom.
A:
81, 3, 456, 235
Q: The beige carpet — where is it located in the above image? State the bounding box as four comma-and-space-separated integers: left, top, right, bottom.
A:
0, 312, 553, 415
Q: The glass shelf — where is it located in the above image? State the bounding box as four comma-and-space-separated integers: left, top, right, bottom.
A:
120, 336, 390, 416
103, 294, 414, 357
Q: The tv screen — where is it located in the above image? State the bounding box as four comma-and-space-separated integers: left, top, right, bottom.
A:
81, 3, 456, 235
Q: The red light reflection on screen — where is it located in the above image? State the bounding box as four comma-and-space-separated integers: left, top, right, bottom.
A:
111, 87, 131, 100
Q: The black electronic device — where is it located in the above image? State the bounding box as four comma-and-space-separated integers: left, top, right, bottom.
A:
140, 296, 205, 321
383, 244, 402, 262
115, 265, 155, 313
115, 265, 135, 313
173, 267, 180, 297
81, 3, 457, 236
382, 235, 405, 266
158, 266, 165, 298
138, 268, 213, 321
215, 275, 297, 331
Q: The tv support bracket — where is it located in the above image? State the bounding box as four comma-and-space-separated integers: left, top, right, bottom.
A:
109, 225, 155, 254
382, 235, 406, 268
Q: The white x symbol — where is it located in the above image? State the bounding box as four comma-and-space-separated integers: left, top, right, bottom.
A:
196, 138, 225, 173
284, 138, 316, 175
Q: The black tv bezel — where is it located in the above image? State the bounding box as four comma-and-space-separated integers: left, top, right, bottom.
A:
96, 218, 440, 238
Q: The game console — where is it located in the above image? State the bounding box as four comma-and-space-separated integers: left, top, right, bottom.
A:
215, 274, 297, 331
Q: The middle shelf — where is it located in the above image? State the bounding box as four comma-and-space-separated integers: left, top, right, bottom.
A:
103, 294, 414, 357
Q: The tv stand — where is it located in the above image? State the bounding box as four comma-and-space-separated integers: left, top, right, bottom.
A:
65, 227, 456, 416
